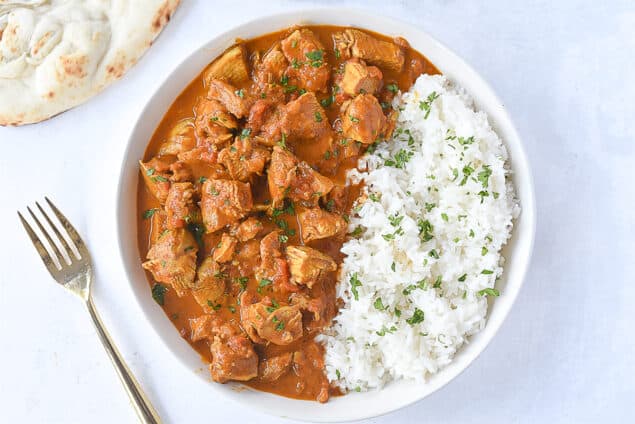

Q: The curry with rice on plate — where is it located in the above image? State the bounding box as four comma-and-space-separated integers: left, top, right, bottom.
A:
138, 25, 439, 402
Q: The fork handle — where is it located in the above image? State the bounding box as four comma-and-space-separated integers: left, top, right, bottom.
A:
86, 296, 161, 424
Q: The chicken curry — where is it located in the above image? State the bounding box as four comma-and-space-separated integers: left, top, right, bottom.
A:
137, 25, 438, 402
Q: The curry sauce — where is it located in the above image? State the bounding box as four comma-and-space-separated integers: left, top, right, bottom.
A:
137, 25, 438, 401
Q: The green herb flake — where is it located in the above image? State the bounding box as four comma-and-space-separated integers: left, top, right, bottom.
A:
151, 175, 168, 183
143, 208, 159, 219
458, 273, 467, 282
391, 262, 396, 272
350, 273, 362, 301
478, 288, 500, 297
314, 111, 323, 122
418, 91, 440, 119
481, 269, 494, 275
417, 219, 434, 242
406, 308, 425, 325
240, 128, 251, 139
373, 297, 385, 311
234, 88, 245, 98
151, 283, 167, 306
481, 246, 489, 256
349, 115, 360, 123
477, 165, 492, 188
386, 83, 398, 93
145, 168, 155, 176
441, 213, 449, 222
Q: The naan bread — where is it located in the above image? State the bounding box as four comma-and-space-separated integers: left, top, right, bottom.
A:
0, 0, 180, 125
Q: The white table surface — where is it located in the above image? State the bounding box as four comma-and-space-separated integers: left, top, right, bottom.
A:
1, 0, 633, 422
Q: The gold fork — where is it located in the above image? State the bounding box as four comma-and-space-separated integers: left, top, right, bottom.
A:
18, 197, 161, 424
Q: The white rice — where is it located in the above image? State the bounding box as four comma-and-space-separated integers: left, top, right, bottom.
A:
318, 74, 519, 391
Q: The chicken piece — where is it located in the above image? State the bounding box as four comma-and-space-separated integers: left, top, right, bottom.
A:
267, 146, 334, 207
280, 29, 330, 93
285, 246, 337, 288
200, 179, 253, 233
240, 296, 303, 345
280, 92, 332, 144
338, 60, 383, 96
168, 161, 193, 183
140, 159, 171, 204
204, 44, 250, 86
257, 230, 296, 293
213, 233, 237, 263
159, 118, 196, 156
148, 209, 167, 246
234, 239, 261, 278
191, 257, 226, 312
298, 208, 347, 243
289, 293, 330, 326
235, 217, 263, 242
267, 146, 297, 207
292, 344, 330, 403
142, 229, 198, 296
254, 44, 288, 87
208, 319, 258, 383
190, 314, 215, 342
288, 162, 334, 205
324, 185, 349, 214
207, 78, 249, 119
341, 94, 388, 144
339, 138, 363, 159
218, 138, 271, 182
165, 182, 197, 229
337, 29, 405, 72
177, 146, 221, 167
194, 97, 236, 145
259, 352, 293, 382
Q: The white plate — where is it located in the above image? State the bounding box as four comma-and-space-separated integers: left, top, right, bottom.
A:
117, 8, 536, 422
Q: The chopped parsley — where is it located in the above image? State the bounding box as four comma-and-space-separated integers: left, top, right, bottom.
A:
240, 128, 251, 139
350, 273, 362, 301
198, 176, 207, 184
373, 297, 386, 311
481, 246, 489, 256
145, 168, 155, 176
206, 300, 222, 311
305, 50, 324, 67
406, 308, 425, 325
151, 175, 168, 183
388, 214, 403, 227
376, 325, 397, 336
459, 163, 475, 186
477, 165, 492, 188
478, 288, 500, 297
151, 283, 167, 306
368, 192, 381, 202
278, 234, 289, 243
235, 276, 249, 290
418, 91, 439, 119
386, 83, 398, 93
320, 96, 334, 107
234, 88, 244, 98
481, 269, 494, 275
441, 213, 449, 222
458, 273, 467, 282
417, 219, 434, 242
384, 149, 414, 169
143, 208, 159, 219
349, 115, 360, 123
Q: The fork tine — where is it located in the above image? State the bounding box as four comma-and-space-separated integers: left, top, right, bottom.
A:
36, 201, 79, 261
26, 206, 70, 266
18, 211, 61, 277
44, 197, 89, 260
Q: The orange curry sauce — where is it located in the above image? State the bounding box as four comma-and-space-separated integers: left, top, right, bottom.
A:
137, 25, 439, 401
